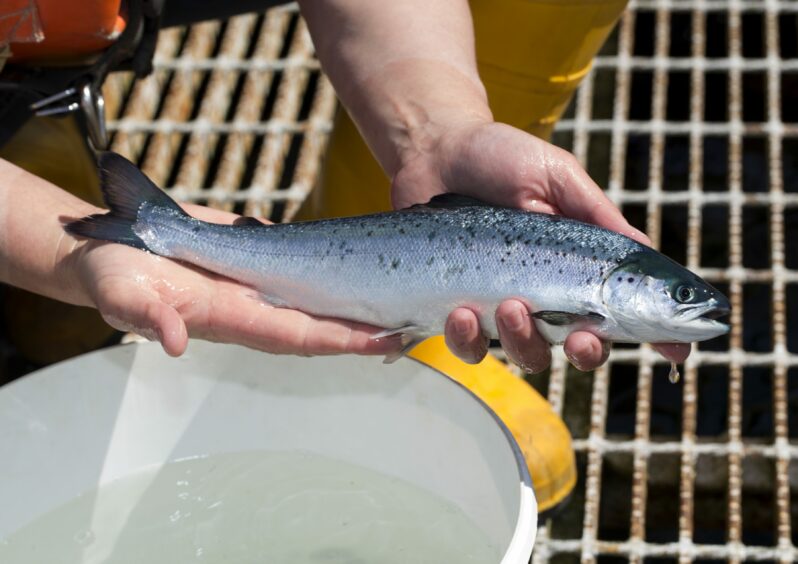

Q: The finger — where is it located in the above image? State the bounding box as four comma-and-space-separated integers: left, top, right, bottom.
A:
563, 331, 610, 371
181, 204, 273, 226
101, 295, 188, 357
653, 342, 691, 364
544, 146, 651, 246
197, 284, 401, 356
444, 308, 488, 364
496, 300, 551, 373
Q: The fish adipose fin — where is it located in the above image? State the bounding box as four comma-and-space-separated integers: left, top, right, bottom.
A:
65, 152, 187, 250
371, 324, 425, 364
233, 216, 268, 227
532, 311, 605, 326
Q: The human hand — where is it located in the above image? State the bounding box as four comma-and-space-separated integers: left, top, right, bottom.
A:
391, 120, 690, 371
70, 205, 401, 358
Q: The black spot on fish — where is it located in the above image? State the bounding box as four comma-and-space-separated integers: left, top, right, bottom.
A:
398, 228, 405, 234
522, 260, 527, 267
500, 257, 506, 263
506, 250, 512, 256
571, 246, 577, 252
558, 268, 563, 274
378, 254, 385, 265
426, 257, 434, 266
628, 277, 634, 283
617, 277, 622, 282
476, 265, 481, 271
391, 259, 401, 269
592, 255, 597, 261
367, 231, 373, 237
428, 231, 437, 242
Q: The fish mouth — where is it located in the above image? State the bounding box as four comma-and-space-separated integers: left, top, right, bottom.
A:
699, 305, 731, 321
676, 301, 731, 337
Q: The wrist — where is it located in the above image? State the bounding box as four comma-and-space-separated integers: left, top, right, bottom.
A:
341, 58, 493, 178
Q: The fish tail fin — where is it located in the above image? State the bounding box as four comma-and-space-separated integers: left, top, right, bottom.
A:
66, 152, 187, 250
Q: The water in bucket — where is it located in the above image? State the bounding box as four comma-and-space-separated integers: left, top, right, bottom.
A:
0, 450, 500, 563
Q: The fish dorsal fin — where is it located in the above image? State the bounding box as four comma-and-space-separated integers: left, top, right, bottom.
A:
407, 193, 494, 211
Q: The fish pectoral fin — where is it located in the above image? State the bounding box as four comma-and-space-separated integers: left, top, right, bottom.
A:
371, 324, 425, 364
254, 293, 291, 308
531, 311, 605, 326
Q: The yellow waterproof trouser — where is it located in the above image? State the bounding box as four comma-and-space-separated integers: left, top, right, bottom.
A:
302, 0, 627, 513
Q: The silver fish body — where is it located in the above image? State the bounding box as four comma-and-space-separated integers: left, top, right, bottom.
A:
68, 153, 731, 349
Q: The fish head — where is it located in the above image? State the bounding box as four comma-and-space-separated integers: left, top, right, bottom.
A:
601, 251, 730, 343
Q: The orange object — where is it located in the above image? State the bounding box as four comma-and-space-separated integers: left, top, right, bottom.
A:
6, 0, 125, 62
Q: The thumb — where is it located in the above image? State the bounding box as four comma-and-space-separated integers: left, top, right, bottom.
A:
100, 296, 188, 357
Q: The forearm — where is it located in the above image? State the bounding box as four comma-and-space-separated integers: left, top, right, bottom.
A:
298, 0, 492, 177
0, 158, 99, 307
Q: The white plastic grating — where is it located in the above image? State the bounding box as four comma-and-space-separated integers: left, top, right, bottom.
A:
537, 1, 798, 563
101, 2, 798, 563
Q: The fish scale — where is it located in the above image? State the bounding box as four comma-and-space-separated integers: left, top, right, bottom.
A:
67, 153, 731, 357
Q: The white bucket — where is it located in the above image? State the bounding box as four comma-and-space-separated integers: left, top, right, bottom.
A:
0, 340, 536, 562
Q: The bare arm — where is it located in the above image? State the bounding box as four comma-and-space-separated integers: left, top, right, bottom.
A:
0, 158, 98, 307
0, 158, 400, 358
299, 0, 689, 368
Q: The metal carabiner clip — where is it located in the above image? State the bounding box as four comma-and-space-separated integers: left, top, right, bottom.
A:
29, 80, 108, 150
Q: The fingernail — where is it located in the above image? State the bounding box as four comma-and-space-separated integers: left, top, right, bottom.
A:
454, 318, 471, 336
566, 348, 587, 372
502, 307, 525, 332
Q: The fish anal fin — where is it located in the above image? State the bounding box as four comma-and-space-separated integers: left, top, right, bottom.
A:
370, 324, 425, 364
531, 311, 605, 326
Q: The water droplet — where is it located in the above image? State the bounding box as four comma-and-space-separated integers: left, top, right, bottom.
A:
73, 529, 95, 546
668, 362, 680, 384
169, 510, 182, 522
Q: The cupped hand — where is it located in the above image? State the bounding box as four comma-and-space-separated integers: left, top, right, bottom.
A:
71, 205, 401, 358
392, 120, 689, 371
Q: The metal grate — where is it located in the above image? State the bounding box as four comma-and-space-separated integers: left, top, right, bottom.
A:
102, 3, 334, 222
102, 1, 798, 563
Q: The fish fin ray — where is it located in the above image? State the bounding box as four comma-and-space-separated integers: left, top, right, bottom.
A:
65, 152, 185, 250
532, 311, 605, 326
382, 334, 425, 364
250, 293, 291, 308
370, 324, 420, 340
370, 324, 424, 364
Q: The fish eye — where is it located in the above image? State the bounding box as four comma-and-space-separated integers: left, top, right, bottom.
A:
675, 285, 695, 303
